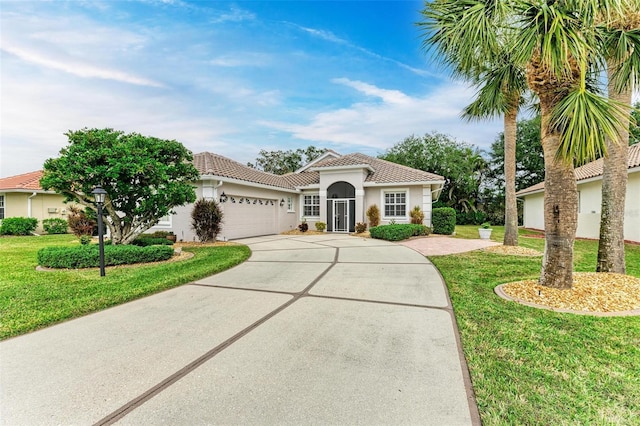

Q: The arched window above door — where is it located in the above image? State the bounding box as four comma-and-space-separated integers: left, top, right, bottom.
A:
327, 181, 355, 199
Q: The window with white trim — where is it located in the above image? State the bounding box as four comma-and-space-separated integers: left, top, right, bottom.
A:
303, 195, 320, 217
156, 213, 172, 227
287, 196, 294, 212
0, 195, 4, 219
384, 191, 406, 217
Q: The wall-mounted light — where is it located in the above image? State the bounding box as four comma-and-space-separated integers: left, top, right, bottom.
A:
280, 198, 285, 207
219, 192, 228, 203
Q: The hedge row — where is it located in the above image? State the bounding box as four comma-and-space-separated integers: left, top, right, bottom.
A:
131, 237, 174, 246
0, 217, 38, 235
38, 245, 174, 269
369, 224, 430, 241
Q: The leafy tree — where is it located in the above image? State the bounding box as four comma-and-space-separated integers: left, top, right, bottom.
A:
487, 116, 545, 193
191, 198, 224, 242
420, 0, 631, 289
248, 146, 327, 175
41, 128, 199, 244
381, 132, 487, 214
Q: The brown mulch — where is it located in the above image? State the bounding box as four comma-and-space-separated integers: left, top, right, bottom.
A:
501, 273, 640, 313
175, 241, 240, 247
483, 245, 543, 257
281, 229, 326, 236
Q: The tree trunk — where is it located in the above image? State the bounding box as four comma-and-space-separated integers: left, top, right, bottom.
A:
526, 53, 580, 289
503, 106, 519, 246
538, 105, 578, 289
597, 65, 630, 273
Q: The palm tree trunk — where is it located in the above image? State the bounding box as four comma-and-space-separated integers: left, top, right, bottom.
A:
503, 106, 519, 246
539, 103, 578, 289
597, 65, 631, 273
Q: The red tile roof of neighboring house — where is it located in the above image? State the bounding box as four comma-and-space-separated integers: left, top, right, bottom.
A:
516, 143, 640, 196
0, 170, 44, 191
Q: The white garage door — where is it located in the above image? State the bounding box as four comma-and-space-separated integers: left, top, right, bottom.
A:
222, 196, 278, 239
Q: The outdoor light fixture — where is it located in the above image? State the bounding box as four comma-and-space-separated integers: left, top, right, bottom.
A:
280, 198, 285, 207
219, 191, 228, 203
91, 186, 108, 277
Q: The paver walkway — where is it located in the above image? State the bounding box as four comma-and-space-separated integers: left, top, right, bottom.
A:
1, 234, 479, 425
399, 234, 501, 256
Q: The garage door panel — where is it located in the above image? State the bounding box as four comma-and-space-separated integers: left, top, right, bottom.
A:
222, 197, 277, 239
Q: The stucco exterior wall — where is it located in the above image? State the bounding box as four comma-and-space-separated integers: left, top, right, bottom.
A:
362, 185, 434, 226
1, 191, 70, 233
156, 181, 298, 241
522, 169, 640, 242
522, 192, 545, 231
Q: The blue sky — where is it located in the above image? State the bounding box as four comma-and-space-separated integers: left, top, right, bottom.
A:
0, 0, 502, 178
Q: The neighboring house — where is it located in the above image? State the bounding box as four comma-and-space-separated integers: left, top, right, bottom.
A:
0, 170, 71, 233
161, 151, 445, 241
516, 143, 640, 243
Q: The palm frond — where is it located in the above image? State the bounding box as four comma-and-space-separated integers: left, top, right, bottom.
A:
551, 89, 627, 165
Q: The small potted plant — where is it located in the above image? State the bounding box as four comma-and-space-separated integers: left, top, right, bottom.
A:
478, 222, 492, 240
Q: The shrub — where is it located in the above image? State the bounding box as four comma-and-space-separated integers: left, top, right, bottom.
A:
79, 235, 92, 245
432, 207, 456, 235
315, 221, 326, 231
355, 222, 367, 233
67, 206, 96, 237
455, 210, 487, 225
298, 221, 309, 232
146, 230, 170, 238
409, 206, 425, 224
131, 237, 174, 246
37, 245, 174, 269
369, 224, 430, 241
43, 218, 68, 234
366, 204, 380, 227
0, 217, 38, 235
191, 198, 224, 242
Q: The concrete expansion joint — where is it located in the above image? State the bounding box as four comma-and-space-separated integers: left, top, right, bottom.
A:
95, 245, 340, 425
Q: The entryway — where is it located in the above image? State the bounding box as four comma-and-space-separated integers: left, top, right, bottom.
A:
326, 181, 356, 232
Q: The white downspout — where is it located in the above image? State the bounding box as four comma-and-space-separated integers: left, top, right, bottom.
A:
27, 192, 37, 217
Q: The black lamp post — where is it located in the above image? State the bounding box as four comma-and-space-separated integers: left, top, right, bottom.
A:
91, 186, 107, 277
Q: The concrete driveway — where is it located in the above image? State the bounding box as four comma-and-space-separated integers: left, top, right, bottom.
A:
1, 234, 478, 425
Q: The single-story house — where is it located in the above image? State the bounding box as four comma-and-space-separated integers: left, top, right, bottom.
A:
0, 170, 72, 233
2, 151, 444, 240
516, 143, 640, 243
162, 151, 445, 241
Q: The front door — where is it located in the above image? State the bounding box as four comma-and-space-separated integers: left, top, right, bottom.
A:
333, 199, 349, 232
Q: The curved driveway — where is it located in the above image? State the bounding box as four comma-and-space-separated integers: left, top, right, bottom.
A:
1, 234, 478, 425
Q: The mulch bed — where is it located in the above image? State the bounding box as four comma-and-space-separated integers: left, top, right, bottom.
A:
500, 273, 640, 314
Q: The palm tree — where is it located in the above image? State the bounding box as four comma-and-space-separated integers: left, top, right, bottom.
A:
419, 0, 525, 247
596, 4, 640, 273
420, 0, 628, 289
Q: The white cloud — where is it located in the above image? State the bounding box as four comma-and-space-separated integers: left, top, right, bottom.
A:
209, 52, 271, 68
261, 78, 502, 152
1, 43, 164, 87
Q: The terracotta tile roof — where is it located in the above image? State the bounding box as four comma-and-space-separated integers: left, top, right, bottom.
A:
0, 170, 45, 191
194, 151, 443, 189
312, 153, 444, 183
193, 152, 295, 190
516, 143, 640, 196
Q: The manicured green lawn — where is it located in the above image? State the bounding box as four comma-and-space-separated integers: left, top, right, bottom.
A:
0, 235, 250, 340
432, 226, 640, 425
